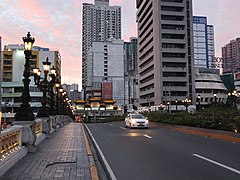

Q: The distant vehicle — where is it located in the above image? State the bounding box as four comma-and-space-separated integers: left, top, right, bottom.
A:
75, 115, 82, 123
125, 113, 149, 128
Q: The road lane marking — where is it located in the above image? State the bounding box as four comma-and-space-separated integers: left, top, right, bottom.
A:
120, 127, 126, 130
82, 125, 99, 180
109, 124, 113, 126
144, 134, 152, 139
192, 154, 240, 175
85, 124, 117, 180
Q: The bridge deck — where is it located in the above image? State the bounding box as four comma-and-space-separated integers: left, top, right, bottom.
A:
1, 123, 92, 180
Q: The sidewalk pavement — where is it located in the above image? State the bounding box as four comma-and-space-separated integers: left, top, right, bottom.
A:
1, 122, 98, 180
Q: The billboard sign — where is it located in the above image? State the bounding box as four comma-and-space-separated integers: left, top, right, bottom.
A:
102, 82, 112, 100
234, 72, 240, 80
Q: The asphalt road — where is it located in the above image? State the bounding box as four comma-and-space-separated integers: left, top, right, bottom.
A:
86, 121, 240, 180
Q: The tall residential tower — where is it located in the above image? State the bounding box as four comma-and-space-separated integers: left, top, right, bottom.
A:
222, 38, 240, 74
136, 0, 195, 107
124, 38, 139, 105
82, 0, 121, 92
193, 16, 215, 69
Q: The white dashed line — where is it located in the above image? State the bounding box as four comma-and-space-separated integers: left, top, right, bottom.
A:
120, 127, 126, 130
109, 124, 113, 126
144, 134, 152, 139
192, 154, 240, 175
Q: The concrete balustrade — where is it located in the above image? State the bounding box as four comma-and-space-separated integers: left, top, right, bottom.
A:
0, 127, 22, 161
35, 120, 42, 135
0, 115, 72, 178
0, 126, 27, 177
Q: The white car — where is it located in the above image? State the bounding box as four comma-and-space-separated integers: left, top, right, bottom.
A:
125, 113, 149, 128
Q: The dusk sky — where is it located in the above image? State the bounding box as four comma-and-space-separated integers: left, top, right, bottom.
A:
1, 0, 240, 90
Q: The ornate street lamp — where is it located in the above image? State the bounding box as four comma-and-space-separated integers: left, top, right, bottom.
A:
182, 97, 191, 113
15, 32, 35, 121
34, 57, 51, 117
59, 87, 64, 114
48, 66, 56, 115
55, 81, 60, 114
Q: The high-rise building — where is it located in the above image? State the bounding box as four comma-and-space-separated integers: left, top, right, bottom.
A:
124, 37, 139, 105
0, 37, 2, 116
193, 16, 215, 69
124, 37, 138, 74
136, 0, 195, 107
82, 0, 121, 92
87, 39, 125, 105
222, 38, 240, 74
1, 44, 61, 120
62, 83, 82, 102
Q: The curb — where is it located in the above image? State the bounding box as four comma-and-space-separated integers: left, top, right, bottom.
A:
83, 123, 117, 180
156, 123, 240, 143
81, 124, 99, 180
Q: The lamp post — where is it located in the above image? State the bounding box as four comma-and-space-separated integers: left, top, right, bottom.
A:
213, 93, 217, 106
59, 87, 64, 114
55, 81, 60, 114
48, 67, 56, 115
3, 100, 9, 129
228, 90, 238, 108
33, 57, 51, 117
197, 95, 201, 110
182, 98, 191, 113
15, 32, 35, 122
175, 99, 178, 112
167, 101, 170, 113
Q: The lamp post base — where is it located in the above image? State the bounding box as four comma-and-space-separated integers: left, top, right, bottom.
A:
14, 104, 35, 121
37, 107, 49, 117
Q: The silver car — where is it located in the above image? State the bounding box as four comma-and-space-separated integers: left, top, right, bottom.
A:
125, 113, 149, 128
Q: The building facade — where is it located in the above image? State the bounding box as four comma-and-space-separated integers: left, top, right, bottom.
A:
195, 67, 228, 106
193, 16, 215, 69
222, 38, 240, 74
62, 83, 82, 102
1, 44, 61, 121
136, 0, 195, 107
82, 0, 121, 92
0, 37, 2, 119
87, 39, 125, 105
124, 37, 139, 105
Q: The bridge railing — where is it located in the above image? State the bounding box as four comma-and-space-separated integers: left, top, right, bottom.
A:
0, 126, 22, 162
0, 115, 73, 178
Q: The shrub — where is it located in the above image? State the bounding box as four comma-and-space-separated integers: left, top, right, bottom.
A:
101, 104, 240, 133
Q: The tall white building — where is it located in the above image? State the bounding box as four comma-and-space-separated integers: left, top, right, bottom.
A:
82, 0, 121, 92
87, 39, 125, 105
136, 0, 195, 107
193, 16, 215, 69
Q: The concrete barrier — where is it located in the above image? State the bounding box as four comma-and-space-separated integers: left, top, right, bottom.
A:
0, 115, 73, 178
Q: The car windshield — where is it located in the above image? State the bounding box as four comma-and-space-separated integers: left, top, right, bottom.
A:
131, 114, 145, 119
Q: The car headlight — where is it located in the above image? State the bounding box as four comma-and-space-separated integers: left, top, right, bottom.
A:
145, 120, 149, 124
131, 119, 136, 123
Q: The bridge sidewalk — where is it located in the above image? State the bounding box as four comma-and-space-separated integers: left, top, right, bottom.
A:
1, 123, 96, 180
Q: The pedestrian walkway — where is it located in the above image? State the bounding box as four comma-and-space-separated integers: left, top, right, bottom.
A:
1, 123, 95, 180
